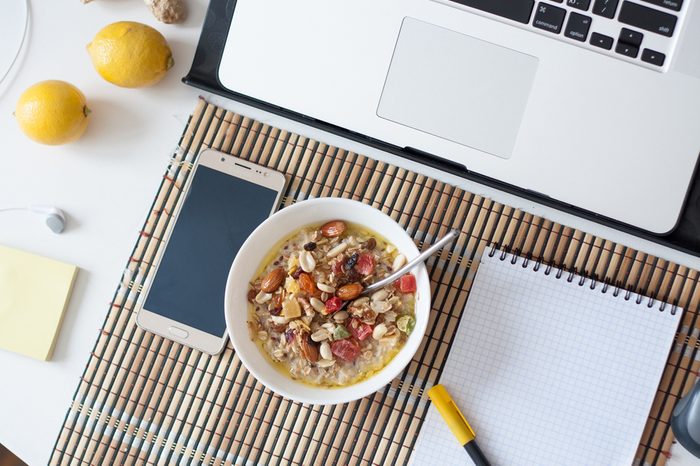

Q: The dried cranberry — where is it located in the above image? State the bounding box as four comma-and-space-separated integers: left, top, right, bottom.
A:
355, 253, 375, 275
331, 339, 361, 362
269, 306, 282, 316
345, 252, 359, 271
325, 296, 344, 313
303, 242, 317, 251
331, 258, 345, 275
348, 318, 373, 341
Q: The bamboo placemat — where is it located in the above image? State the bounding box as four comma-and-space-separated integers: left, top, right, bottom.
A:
50, 98, 700, 466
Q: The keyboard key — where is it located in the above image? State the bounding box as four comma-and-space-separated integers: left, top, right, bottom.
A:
615, 41, 639, 58
533, 3, 567, 34
564, 12, 592, 41
641, 48, 666, 66
619, 27, 643, 46
450, 0, 536, 24
619, 1, 677, 37
641, 0, 682, 12
566, 0, 591, 10
592, 0, 619, 18
590, 32, 614, 49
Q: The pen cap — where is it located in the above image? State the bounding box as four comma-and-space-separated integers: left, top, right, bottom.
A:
427, 384, 476, 445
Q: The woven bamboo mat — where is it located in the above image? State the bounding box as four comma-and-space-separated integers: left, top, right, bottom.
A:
50, 98, 700, 466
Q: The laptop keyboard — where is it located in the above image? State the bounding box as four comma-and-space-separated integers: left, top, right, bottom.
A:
439, 0, 689, 71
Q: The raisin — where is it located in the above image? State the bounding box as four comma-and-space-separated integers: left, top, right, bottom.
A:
247, 288, 257, 303
345, 268, 361, 283
270, 306, 282, 316
292, 268, 303, 279
366, 237, 376, 250
303, 242, 317, 251
284, 329, 295, 343
345, 252, 359, 270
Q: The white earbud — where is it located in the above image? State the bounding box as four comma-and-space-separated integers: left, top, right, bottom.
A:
0, 205, 67, 234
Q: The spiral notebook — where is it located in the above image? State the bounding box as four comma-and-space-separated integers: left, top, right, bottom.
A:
412, 250, 682, 466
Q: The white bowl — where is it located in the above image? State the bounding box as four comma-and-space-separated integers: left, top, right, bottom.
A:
225, 198, 430, 405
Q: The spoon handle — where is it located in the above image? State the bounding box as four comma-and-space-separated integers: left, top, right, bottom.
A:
362, 230, 459, 295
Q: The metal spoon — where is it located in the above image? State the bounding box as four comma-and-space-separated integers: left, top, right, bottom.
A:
361, 230, 459, 296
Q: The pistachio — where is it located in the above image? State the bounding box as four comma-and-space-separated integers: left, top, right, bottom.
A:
333, 310, 349, 322
255, 291, 272, 304
337, 282, 363, 300
309, 297, 326, 313
392, 254, 407, 271
261, 267, 285, 292
327, 242, 348, 258
310, 328, 330, 342
320, 341, 333, 360
372, 323, 388, 340
371, 289, 389, 302
299, 251, 316, 273
317, 283, 335, 293
321, 220, 347, 237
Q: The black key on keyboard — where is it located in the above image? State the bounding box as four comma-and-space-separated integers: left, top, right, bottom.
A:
592, 0, 619, 18
565, 12, 592, 41
533, 3, 567, 34
566, 0, 592, 10
450, 0, 536, 24
619, 27, 643, 46
590, 32, 614, 49
615, 41, 639, 58
618, 1, 677, 37
641, 48, 666, 66
641, 0, 682, 12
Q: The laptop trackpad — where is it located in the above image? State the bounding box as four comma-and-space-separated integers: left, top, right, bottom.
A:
378, 18, 538, 159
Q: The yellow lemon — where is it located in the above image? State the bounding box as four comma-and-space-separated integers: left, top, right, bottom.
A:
87, 21, 173, 88
15, 80, 90, 145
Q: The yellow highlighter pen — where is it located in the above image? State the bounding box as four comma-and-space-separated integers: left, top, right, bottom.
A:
427, 384, 492, 466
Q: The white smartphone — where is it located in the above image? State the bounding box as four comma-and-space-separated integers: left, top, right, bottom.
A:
137, 149, 286, 354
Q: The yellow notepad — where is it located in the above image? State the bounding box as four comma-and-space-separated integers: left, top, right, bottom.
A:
0, 245, 77, 361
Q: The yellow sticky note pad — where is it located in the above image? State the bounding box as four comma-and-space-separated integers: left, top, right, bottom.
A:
0, 245, 77, 361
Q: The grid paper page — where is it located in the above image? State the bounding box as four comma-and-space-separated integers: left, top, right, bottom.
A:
411, 252, 682, 466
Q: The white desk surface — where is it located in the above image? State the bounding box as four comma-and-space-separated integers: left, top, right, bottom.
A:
0, 1, 698, 465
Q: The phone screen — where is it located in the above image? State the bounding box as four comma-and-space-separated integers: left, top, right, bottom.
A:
144, 165, 280, 336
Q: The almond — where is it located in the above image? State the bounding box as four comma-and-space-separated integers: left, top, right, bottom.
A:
298, 332, 319, 362
336, 282, 363, 301
320, 220, 347, 238
261, 267, 285, 292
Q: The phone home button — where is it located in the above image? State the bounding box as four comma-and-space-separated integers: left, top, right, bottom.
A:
168, 326, 189, 339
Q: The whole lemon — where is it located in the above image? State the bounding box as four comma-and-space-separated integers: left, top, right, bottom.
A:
15, 80, 90, 145
87, 21, 173, 88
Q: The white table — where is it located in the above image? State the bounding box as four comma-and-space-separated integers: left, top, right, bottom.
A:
0, 1, 698, 465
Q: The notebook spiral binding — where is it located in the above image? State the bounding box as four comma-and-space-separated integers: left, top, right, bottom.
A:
488, 245, 678, 315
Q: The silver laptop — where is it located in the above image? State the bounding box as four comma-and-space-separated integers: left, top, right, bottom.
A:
218, 0, 700, 234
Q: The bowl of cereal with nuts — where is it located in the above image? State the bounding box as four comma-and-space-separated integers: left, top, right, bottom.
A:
225, 197, 430, 404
